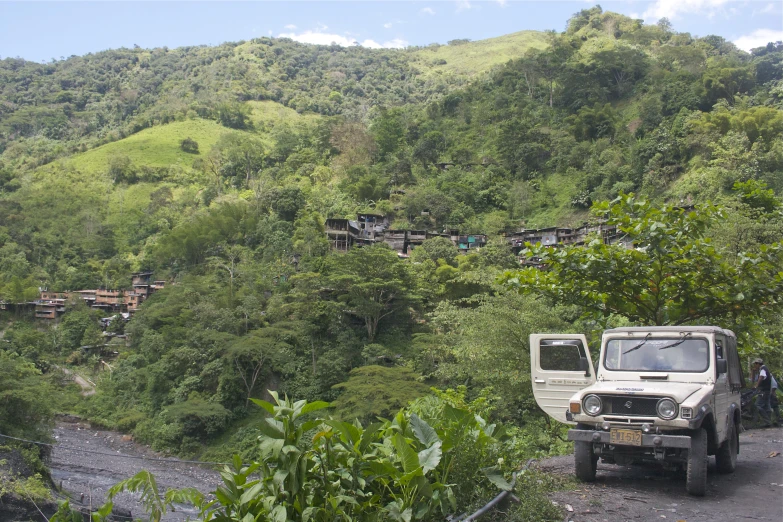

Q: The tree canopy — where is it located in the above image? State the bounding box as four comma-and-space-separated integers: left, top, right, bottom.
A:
501, 194, 783, 344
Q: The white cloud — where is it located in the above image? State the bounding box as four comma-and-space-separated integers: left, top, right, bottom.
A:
278, 30, 408, 49
734, 28, 783, 52
384, 22, 393, 29
383, 38, 409, 48
753, 3, 777, 16
284, 24, 297, 30
497, 0, 508, 6
421, 7, 436, 16
456, 1, 472, 13
642, 0, 731, 21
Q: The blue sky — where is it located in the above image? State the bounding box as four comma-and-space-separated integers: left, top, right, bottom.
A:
1, 1, 782, 62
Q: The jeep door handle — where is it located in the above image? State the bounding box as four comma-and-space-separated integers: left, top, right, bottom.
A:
534, 378, 546, 383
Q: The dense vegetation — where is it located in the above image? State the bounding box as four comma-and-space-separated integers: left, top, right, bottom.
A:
2, 6, 783, 520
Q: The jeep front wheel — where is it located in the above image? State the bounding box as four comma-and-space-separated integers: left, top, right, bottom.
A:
715, 420, 738, 474
574, 440, 598, 482
686, 428, 708, 496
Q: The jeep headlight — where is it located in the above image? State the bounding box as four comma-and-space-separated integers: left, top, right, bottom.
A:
583, 395, 603, 416
656, 398, 677, 420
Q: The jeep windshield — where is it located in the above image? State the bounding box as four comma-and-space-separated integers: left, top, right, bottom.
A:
604, 337, 709, 372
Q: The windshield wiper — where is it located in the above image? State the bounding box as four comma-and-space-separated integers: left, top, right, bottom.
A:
623, 333, 652, 355
657, 333, 692, 351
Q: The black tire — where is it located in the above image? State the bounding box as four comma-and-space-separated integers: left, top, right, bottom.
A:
715, 419, 738, 474
686, 428, 708, 496
574, 440, 598, 482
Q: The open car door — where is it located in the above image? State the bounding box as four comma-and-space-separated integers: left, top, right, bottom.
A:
530, 334, 596, 424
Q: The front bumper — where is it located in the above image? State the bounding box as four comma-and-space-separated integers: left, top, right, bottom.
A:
568, 429, 691, 449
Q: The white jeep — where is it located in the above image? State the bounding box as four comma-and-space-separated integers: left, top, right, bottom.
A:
530, 326, 744, 496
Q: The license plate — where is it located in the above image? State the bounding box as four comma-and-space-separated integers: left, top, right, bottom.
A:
610, 429, 642, 446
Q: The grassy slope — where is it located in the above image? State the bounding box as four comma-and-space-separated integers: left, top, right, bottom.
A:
408, 30, 548, 79
43, 102, 321, 177
62, 119, 228, 175
246, 100, 323, 132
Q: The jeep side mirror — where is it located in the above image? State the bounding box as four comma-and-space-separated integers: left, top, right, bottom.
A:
716, 359, 727, 375
578, 356, 590, 376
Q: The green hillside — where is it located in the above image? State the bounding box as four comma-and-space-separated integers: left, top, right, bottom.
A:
35, 100, 320, 176
409, 30, 549, 78
53, 119, 227, 174
1, 8, 783, 519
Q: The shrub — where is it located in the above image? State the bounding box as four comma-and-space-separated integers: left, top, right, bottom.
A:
116, 410, 147, 432
179, 137, 199, 154
162, 398, 231, 438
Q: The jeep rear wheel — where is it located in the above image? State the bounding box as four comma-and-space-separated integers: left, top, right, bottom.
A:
715, 420, 738, 474
686, 428, 708, 496
574, 440, 598, 482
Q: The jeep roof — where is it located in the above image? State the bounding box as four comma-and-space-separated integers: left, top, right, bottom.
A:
604, 326, 735, 336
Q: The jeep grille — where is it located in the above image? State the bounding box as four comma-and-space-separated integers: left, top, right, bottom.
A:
600, 395, 662, 417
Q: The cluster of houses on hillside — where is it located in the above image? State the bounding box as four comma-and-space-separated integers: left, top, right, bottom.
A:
2, 218, 632, 322
325, 213, 631, 260
0, 272, 165, 321
325, 214, 489, 257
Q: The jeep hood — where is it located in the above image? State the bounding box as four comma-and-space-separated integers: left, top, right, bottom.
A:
583, 381, 706, 403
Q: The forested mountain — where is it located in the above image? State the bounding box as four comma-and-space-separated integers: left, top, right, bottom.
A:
2, 7, 783, 518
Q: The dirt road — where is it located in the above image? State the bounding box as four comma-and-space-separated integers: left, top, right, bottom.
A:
50, 418, 223, 521
57, 366, 96, 396
537, 426, 783, 521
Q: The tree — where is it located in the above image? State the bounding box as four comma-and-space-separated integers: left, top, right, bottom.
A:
108, 154, 137, 183
501, 194, 783, 338
207, 243, 249, 305
412, 131, 446, 167
409, 236, 459, 266
213, 133, 267, 186
216, 101, 251, 129
0, 351, 53, 440
179, 137, 199, 154
326, 244, 415, 341
331, 365, 430, 422
226, 330, 279, 409
371, 107, 406, 160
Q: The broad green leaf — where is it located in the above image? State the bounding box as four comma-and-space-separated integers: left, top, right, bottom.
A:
325, 420, 361, 447
417, 441, 442, 473
270, 505, 287, 522
482, 466, 512, 491
300, 419, 324, 434
300, 400, 331, 415
239, 482, 264, 505
214, 486, 236, 506
249, 398, 275, 415
368, 460, 398, 477
258, 418, 285, 439
259, 437, 284, 459
393, 433, 421, 474
410, 414, 440, 448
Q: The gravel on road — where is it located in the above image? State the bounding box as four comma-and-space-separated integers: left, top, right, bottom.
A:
535, 426, 783, 522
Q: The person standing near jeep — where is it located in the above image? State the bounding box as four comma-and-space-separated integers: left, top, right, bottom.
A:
753, 358, 774, 427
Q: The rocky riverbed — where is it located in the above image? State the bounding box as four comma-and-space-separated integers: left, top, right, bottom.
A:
50, 417, 223, 521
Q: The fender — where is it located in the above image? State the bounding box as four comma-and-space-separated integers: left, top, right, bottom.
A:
728, 401, 741, 454
728, 402, 740, 425
687, 403, 713, 430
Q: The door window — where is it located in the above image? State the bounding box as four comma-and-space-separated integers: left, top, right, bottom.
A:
539, 339, 585, 371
